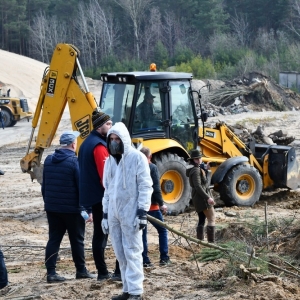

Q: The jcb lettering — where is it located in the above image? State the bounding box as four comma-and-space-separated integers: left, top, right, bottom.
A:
205, 131, 215, 138
75, 116, 90, 139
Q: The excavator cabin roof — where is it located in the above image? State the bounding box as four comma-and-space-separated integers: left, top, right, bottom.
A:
100, 71, 193, 84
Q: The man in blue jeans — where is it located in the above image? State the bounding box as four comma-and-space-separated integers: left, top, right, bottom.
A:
140, 147, 171, 267
0, 249, 8, 289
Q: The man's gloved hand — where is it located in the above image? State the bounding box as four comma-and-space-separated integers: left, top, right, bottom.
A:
101, 213, 109, 234
134, 209, 147, 231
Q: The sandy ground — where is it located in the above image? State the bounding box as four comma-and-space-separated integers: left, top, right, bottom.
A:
1, 49, 300, 299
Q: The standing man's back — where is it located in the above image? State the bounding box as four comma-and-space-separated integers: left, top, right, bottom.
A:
42, 130, 94, 283
78, 108, 112, 281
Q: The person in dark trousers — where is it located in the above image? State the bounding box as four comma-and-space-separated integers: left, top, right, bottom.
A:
0, 108, 5, 129
186, 149, 216, 243
42, 131, 95, 283
140, 147, 171, 267
78, 108, 113, 281
0, 249, 8, 289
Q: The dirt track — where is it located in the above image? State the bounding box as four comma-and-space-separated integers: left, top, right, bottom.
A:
1, 111, 300, 299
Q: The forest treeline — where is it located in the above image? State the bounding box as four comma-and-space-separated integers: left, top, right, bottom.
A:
1, 0, 300, 82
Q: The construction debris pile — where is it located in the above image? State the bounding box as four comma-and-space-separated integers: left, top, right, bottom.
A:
227, 124, 296, 146
193, 72, 300, 116
191, 72, 299, 147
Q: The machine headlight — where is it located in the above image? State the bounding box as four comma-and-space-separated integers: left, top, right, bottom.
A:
0, 99, 10, 104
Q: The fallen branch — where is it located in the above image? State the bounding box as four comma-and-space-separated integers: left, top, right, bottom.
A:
240, 264, 259, 282
147, 214, 300, 279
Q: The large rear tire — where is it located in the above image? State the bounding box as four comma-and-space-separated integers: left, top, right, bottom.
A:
154, 153, 191, 215
219, 164, 262, 207
1, 109, 12, 127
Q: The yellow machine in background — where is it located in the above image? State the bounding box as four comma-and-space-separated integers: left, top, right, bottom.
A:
20, 43, 300, 214
0, 88, 32, 127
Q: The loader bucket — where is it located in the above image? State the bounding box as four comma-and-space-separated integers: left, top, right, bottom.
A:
285, 147, 300, 190
265, 145, 300, 190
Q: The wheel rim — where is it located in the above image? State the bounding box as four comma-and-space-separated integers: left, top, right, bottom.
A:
160, 170, 184, 203
236, 174, 255, 200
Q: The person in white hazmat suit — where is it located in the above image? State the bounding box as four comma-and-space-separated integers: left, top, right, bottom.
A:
101, 122, 153, 300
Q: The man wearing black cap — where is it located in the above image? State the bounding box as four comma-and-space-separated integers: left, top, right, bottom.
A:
78, 108, 113, 281
42, 130, 94, 283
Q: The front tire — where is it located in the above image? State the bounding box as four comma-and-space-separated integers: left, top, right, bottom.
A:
219, 164, 262, 206
1, 109, 12, 127
154, 153, 191, 214
9, 120, 17, 127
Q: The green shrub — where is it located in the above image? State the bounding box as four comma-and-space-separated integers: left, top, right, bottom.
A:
175, 55, 216, 79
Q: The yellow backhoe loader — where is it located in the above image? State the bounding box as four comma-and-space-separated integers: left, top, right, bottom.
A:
20, 43, 300, 214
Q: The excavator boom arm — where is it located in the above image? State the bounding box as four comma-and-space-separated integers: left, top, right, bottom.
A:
20, 44, 98, 182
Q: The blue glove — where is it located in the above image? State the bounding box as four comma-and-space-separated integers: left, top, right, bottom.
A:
101, 212, 109, 234
134, 209, 147, 231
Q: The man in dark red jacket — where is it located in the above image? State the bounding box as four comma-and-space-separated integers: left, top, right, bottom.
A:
78, 108, 112, 281
42, 131, 94, 283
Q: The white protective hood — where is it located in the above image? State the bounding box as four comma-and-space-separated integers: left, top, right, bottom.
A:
102, 122, 152, 214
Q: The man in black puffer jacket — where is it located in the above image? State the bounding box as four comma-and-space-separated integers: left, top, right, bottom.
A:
42, 131, 95, 283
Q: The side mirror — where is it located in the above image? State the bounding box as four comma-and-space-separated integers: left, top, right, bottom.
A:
200, 111, 208, 122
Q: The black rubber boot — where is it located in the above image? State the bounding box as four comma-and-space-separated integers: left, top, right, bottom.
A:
111, 292, 130, 300
196, 225, 204, 241
206, 226, 215, 243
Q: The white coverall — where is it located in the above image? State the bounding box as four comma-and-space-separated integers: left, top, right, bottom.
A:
103, 122, 152, 295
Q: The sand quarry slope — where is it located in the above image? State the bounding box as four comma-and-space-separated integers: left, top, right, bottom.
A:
1, 50, 300, 299
0, 49, 47, 108
0, 49, 102, 146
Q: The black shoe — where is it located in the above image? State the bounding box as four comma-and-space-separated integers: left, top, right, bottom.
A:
47, 273, 66, 283
143, 262, 154, 268
97, 272, 112, 281
159, 259, 172, 266
76, 270, 96, 279
128, 295, 143, 300
111, 292, 129, 300
111, 272, 122, 281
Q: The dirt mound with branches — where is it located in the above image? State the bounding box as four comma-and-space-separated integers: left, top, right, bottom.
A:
194, 72, 300, 112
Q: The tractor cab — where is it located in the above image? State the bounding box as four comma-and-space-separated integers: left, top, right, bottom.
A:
99, 72, 198, 154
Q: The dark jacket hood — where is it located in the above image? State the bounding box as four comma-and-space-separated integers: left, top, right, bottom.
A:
51, 148, 75, 163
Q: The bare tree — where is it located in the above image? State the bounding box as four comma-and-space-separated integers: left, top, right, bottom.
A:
162, 12, 176, 57
29, 11, 49, 62
75, 2, 93, 68
30, 11, 68, 63
142, 7, 162, 60
46, 16, 68, 52
230, 10, 250, 47
286, 0, 300, 38
75, 0, 120, 69
113, 0, 154, 60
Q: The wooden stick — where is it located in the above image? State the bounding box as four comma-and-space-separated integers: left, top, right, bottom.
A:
265, 202, 269, 250
147, 214, 300, 279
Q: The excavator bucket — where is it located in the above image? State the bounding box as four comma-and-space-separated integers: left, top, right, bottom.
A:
285, 147, 300, 190
265, 145, 300, 190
